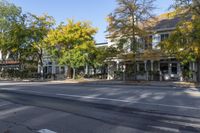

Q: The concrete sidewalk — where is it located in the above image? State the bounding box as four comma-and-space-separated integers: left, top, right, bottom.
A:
51, 79, 200, 88
1, 78, 199, 88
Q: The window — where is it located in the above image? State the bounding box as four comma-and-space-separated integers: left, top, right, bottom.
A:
153, 34, 160, 42
146, 35, 153, 49
161, 34, 169, 41
56, 67, 59, 74
137, 38, 145, 50
160, 63, 168, 74
60, 67, 65, 74
139, 63, 145, 72
172, 63, 177, 74
152, 34, 160, 48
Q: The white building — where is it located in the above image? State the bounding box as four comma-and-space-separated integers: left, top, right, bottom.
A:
106, 12, 197, 82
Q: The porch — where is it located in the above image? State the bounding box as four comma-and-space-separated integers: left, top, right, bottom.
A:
107, 58, 197, 82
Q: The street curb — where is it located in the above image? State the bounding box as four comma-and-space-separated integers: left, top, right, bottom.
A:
0, 89, 200, 119
1, 79, 199, 88
50, 80, 200, 88
71, 82, 199, 89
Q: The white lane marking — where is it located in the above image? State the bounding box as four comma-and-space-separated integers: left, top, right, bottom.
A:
151, 126, 179, 133
57, 93, 200, 110
19, 90, 42, 94
57, 93, 131, 102
0, 106, 31, 116
38, 129, 57, 133
3, 88, 200, 111
163, 119, 200, 128
0, 102, 12, 107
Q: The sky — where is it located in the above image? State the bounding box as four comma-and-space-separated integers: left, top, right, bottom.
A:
9, 0, 174, 43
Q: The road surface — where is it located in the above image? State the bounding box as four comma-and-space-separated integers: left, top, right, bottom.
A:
0, 81, 200, 133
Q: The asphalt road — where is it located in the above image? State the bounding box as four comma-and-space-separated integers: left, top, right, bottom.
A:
0, 81, 200, 133
1, 81, 200, 117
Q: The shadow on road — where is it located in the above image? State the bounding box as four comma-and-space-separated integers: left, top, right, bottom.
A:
0, 90, 200, 132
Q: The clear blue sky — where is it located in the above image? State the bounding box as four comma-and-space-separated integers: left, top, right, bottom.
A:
9, 0, 174, 43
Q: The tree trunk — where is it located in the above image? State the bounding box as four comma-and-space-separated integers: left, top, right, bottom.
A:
40, 62, 44, 80
85, 64, 89, 75
38, 54, 43, 80
93, 67, 96, 75
122, 62, 126, 81
67, 66, 72, 79
133, 61, 137, 80
72, 68, 76, 79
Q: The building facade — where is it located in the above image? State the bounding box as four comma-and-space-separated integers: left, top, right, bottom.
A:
42, 52, 68, 79
107, 13, 198, 82
0, 51, 20, 71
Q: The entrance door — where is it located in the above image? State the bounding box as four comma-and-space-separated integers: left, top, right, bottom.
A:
171, 63, 178, 80
160, 63, 168, 74
171, 63, 178, 75
160, 63, 169, 80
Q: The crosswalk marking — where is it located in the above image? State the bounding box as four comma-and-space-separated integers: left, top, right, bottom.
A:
57, 93, 200, 110
0, 101, 12, 107
38, 129, 57, 133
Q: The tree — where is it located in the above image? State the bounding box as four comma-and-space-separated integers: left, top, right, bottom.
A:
0, 0, 57, 79
93, 46, 120, 68
107, 0, 155, 50
27, 14, 55, 78
87, 46, 120, 78
0, 0, 34, 76
107, 0, 155, 79
45, 19, 97, 79
161, 17, 200, 81
160, 0, 200, 81
171, 0, 200, 16
0, 0, 22, 60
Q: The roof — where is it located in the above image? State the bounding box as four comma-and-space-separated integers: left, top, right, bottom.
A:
152, 17, 181, 31
95, 42, 109, 47
96, 42, 108, 46
149, 11, 191, 32
0, 61, 20, 65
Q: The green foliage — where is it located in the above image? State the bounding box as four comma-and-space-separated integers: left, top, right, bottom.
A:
45, 19, 97, 79
92, 46, 120, 68
160, 1, 200, 81
0, 0, 22, 31
26, 13, 55, 65
0, 0, 55, 79
160, 16, 200, 64
107, 0, 156, 53
171, 0, 200, 16
0, 0, 22, 53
